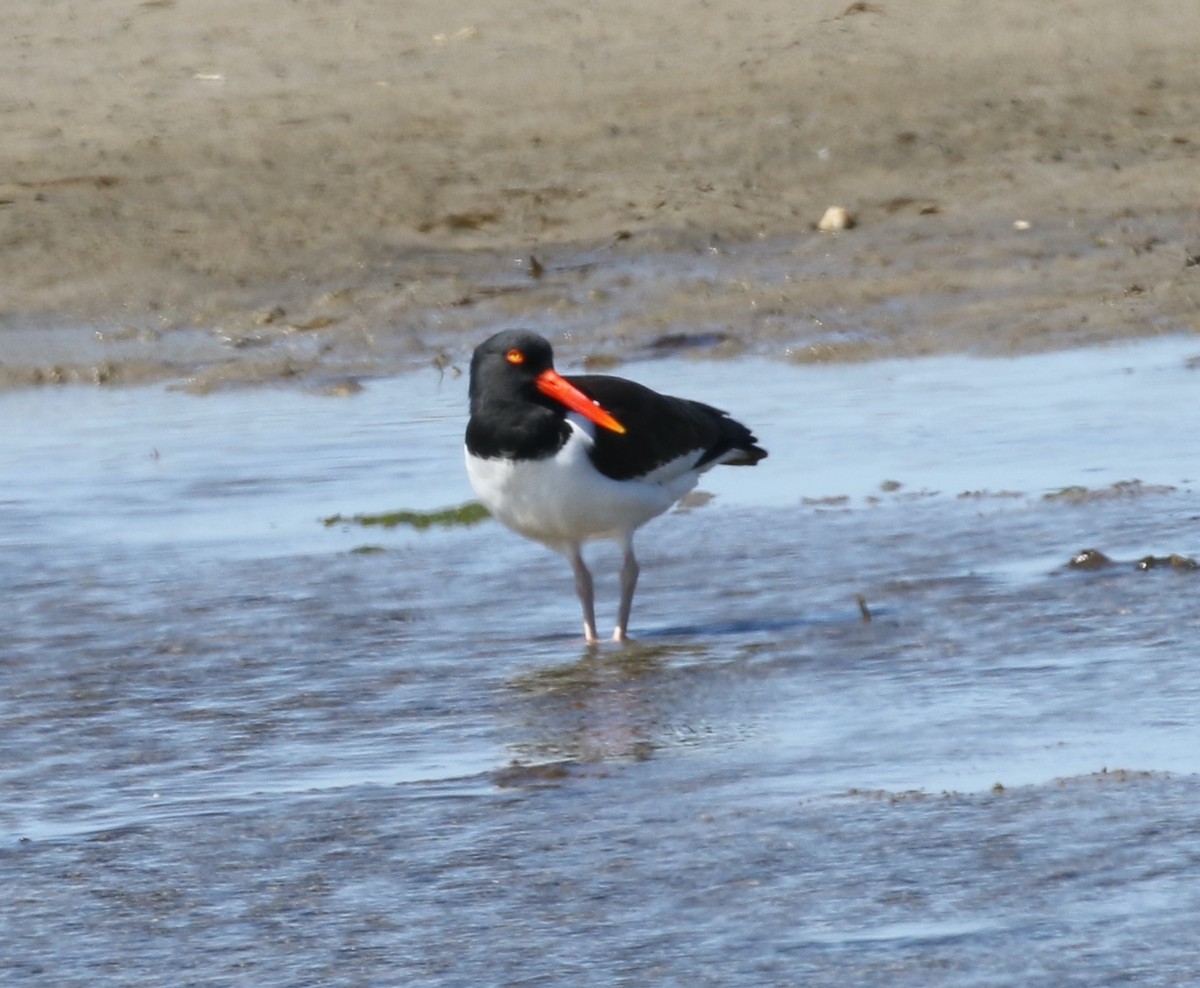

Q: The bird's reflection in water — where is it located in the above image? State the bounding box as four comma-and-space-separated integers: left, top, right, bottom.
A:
497, 643, 710, 781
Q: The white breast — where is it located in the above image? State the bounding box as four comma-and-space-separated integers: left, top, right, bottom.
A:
464, 423, 700, 551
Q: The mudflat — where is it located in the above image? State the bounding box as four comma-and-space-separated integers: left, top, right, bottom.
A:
2, 0, 1198, 386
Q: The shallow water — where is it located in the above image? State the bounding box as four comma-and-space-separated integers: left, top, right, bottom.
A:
3, 337, 1199, 985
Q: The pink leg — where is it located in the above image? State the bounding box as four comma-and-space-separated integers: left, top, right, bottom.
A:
568, 545, 599, 644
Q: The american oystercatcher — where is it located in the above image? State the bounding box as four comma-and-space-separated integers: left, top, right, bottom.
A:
465, 330, 767, 643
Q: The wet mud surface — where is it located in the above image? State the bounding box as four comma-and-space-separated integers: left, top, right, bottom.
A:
3, 1, 1200, 388
3, 339, 1199, 985
4, 215, 1199, 392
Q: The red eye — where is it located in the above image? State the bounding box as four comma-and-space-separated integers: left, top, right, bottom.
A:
505, 348, 525, 365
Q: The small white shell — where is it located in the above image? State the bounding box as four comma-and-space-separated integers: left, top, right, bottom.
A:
817, 206, 855, 232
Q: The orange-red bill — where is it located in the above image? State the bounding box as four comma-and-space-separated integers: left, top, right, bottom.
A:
535, 369, 627, 435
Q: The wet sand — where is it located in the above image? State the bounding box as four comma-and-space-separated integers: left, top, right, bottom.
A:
3, 0, 1199, 387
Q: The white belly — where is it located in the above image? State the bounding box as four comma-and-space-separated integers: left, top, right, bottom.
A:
464, 427, 697, 550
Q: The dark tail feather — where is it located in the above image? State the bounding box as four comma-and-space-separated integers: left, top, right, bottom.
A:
723, 442, 768, 466
696, 409, 767, 468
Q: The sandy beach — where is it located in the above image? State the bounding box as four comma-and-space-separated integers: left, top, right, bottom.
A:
2, 0, 1198, 387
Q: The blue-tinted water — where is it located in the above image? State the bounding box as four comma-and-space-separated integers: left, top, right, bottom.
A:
2, 337, 1198, 985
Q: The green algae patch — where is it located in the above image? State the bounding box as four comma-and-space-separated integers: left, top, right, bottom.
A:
323, 501, 490, 531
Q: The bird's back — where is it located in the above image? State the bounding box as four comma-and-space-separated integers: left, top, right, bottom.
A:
567, 374, 767, 483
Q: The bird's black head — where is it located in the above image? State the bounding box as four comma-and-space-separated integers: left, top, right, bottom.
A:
468, 330, 556, 409
467, 330, 626, 443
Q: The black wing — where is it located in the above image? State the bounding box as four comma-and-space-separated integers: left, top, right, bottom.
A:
566, 374, 766, 482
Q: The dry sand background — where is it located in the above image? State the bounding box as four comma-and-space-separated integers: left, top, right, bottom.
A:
2, 0, 1198, 387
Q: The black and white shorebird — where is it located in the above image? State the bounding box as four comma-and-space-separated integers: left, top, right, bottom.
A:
465, 329, 767, 643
